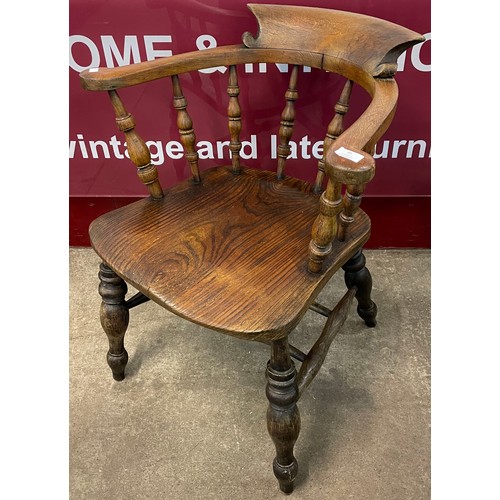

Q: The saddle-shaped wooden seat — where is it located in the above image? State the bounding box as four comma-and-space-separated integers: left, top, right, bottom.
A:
90, 166, 371, 339
80, 3, 424, 494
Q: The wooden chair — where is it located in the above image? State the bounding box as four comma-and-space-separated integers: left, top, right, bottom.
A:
79, 4, 423, 494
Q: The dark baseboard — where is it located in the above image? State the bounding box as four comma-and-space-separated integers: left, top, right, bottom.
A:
361, 196, 430, 248
69, 195, 430, 248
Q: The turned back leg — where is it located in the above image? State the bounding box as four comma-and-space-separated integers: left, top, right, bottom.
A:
266, 337, 301, 494
342, 249, 378, 327
98, 262, 129, 381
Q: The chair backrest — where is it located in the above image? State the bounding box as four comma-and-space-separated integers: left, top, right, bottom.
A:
80, 4, 424, 272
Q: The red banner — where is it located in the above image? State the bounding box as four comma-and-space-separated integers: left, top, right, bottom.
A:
69, 0, 430, 246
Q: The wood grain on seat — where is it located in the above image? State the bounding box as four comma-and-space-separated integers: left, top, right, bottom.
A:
90, 167, 370, 340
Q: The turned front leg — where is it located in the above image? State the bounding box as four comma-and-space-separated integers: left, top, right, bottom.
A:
266, 337, 301, 494
98, 263, 129, 381
342, 249, 378, 327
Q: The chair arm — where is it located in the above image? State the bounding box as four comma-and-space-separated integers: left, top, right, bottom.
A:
308, 145, 375, 273
79, 45, 242, 91
322, 144, 376, 244
79, 45, 324, 91
326, 146, 375, 186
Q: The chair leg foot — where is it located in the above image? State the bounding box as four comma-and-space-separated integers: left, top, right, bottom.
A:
342, 249, 378, 327
98, 262, 129, 381
266, 337, 300, 494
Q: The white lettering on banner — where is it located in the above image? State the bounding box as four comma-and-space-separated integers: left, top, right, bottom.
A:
70, 134, 258, 163
110, 135, 125, 159
70, 134, 430, 163
101, 35, 141, 67
270, 135, 323, 160
165, 140, 184, 159
70, 33, 429, 73
76, 134, 88, 158
397, 33, 431, 72
245, 62, 311, 73
144, 36, 173, 60
69, 35, 100, 72
411, 33, 431, 72
89, 140, 112, 159
196, 35, 227, 74
373, 139, 431, 159
241, 136, 258, 159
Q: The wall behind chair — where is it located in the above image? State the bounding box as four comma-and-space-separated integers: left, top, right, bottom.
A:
69, 0, 430, 248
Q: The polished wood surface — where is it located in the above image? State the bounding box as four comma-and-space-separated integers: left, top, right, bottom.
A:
226, 65, 242, 175
108, 90, 163, 199
243, 4, 424, 78
98, 263, 129, 381
90, 166, 371, 340
80, 4, 424, 493
277, 65, 299, 180
313, 79, 353, 194
171, 74, 201, 183
266, 337, 300, 493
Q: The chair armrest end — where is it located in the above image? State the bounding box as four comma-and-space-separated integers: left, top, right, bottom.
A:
327, 147, 375, 185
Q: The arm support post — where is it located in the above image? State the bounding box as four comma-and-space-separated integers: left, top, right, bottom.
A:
108, 90, 164, 199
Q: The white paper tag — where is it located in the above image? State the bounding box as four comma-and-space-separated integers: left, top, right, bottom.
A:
89, 68, 99, 73
335, 146, 363, 163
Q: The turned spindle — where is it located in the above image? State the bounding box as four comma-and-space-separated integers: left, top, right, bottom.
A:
337, 184, 365, 241
313, 80, 353, 194
98, 263, 129, 381
266, 337, 301, 494
227, 65, 242, 174
171, 74, 201, 183
308, 179, 343, 273
108, 90, 163, 199
277, 65, 299, 180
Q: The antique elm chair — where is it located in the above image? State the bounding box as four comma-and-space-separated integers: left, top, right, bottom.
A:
79, 4, 423, 494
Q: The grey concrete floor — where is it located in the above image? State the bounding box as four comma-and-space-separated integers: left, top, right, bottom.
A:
70, 248, 430, 500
